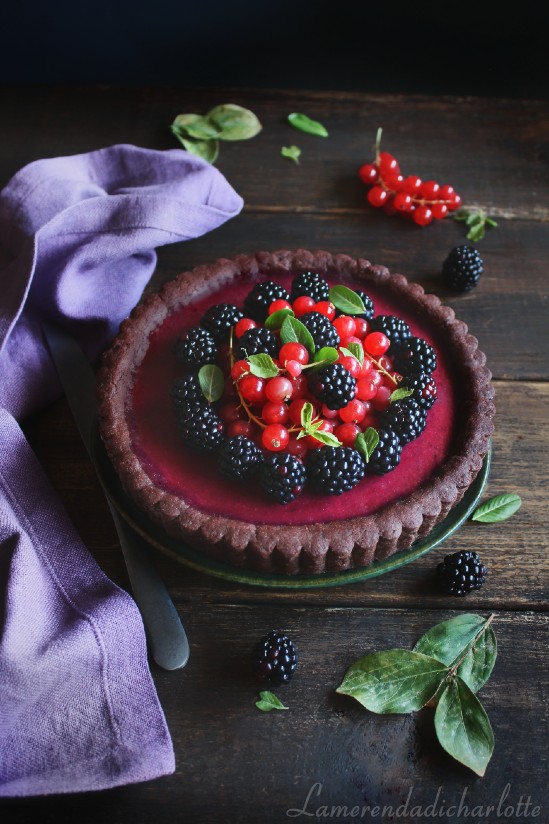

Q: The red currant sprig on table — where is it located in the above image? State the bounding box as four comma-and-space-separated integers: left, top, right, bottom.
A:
358, 128, 462, 227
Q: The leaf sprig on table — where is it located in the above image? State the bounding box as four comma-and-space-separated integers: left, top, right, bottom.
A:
453, 208, 498, 241
171, 104, 262, 163
336, 614, 497, 776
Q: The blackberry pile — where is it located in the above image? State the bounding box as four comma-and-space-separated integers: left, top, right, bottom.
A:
169, 268, 438, 503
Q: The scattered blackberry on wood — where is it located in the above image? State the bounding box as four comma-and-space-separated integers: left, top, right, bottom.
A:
367, 427, 402, 475
369, 315, 411, 349
299, 311, 340, 350
252, 631, 298, 684
306, 446, 365, 495
381, 397, 427, 444
244, 280, 289, 323
174, 326, 217, 370
260, 452, 306, 504
235, 327, 279, 360
218, 436, 263, 481
307, 363, 356, 410
290, 271, 330, 303
201, 303, 243, 342
436, 550, 488, 596
442, 245, 483, 292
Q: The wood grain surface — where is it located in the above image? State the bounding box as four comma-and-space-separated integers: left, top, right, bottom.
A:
1, 84, 548, 823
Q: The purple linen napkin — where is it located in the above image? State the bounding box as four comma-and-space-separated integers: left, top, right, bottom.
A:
0, 144, 243, 796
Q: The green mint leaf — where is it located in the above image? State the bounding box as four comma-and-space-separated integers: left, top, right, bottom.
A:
281, 145, 301, 164
452, 209, 498, 243
206, 104, 262, 141
300, 401, 314, 429
354, 427, 379, 464
340, 343, 364, 365
486, 218, 498, 227
390, 387, 414, 403
312, 346, 339, 365
265, 307, 295, 330
328, 285, 366, 316
198, 364, 224, 402
288, 112, 328, 138
414, 614, 497, 694
307, 428, 342, 447
280, 315, 315, 356
336, 649, 448, 714
434, 677, 494, 776
247, 353, 280, 379
471, 493, 522, 523
255, 691, 288, 712
170, 126, 219, 163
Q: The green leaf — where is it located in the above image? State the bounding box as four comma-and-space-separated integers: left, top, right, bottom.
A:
390, 387, 413, 403
207, 104, 262, 141
298, 402, 342, 446
354, 427, 379, 464
340, 343, 364, 365
247, 353, 280, 379
172, 113, 221, 140
336, 649, 448, 714
471, 493, 522, 523
265, 307, 294, 330
288, 112, 328, 137
171, 126, 219, 163
255, 691, 289, 712
280, 315, 315, 356
328, 285, 366, 316
300, 401, 314, 429
198, 364, 224, 402
306, 426, 342, 447
434, 677, 494, 776
414, 614, 497, 694
281, 145, 301, 164
312, 346, 339, 365
452, 208, 498, 242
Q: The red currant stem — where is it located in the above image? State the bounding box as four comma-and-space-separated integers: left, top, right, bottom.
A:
369, 355, 400, 386
228, 325, 268, 430
374, 127, 383, 165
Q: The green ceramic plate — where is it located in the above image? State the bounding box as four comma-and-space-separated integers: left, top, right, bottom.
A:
93, 428, 491, 590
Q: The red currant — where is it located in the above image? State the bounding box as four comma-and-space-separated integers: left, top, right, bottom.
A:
333, 315, 356, 339
378, 151, 400, 175
287, 436, 308, 459
367, 186, 389, 208
371, 385, 392, 412
269, 299, 292, 315
285, 359, 302, 377
419, 180, 440, 200
279, 342, 309, 365
289, 398, 314, 426
413, 205, 433, 226
265, 376, 293, 403
321, 403, 339, 420
262, 424, 289, 452
313, 301, 336, 321
339, 399, 367, 424
239, 375, 266, 404
334, 422, 360, 448
262, 401, 289, 425
288, 373, 308, 398
234, 318, 257, 338
353, 318, 369, 339
378, 354, 393, 372
219, 401, 244, 423
231, 359, 250, 381
227, 419, 253, 438
358, 163, 378, 185
393, 191, 413, 212
292, 295, 315, 316
402, 175, 422, 195
431, 202, 448, 220
364, 331, 390, 356
305, 419, 334, 449
337, 354, 361, 379
356, 378, 377, 401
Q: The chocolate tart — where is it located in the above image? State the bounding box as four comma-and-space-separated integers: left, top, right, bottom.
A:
97, 249, 495, 575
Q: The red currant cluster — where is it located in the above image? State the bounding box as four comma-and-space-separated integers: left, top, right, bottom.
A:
358, 131, 462, 226
225, 296, 401, 456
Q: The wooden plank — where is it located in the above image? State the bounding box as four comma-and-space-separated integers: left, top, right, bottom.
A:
22, 380, 549, 611
1, 607, 548, 822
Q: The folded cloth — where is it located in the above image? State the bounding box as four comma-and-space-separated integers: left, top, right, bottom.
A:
0, 144, 243, 796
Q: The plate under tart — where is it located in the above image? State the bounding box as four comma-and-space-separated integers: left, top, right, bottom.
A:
93, 425, 491, 590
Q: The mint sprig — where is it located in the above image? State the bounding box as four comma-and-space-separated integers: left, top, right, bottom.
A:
354, 427, 379, 463
255, 691, 289, 712
453, 208, 498, 241
297, 401, 342, 447
336, 614, 497, 777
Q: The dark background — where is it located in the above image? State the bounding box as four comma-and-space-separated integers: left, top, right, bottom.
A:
2, 1, 548, 98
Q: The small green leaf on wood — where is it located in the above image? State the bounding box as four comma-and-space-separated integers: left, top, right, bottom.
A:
354, 427, 379, 463
207, 104, 262, 141
280, 315, 315, 356
265, 307, 295, 330
198, 364, 224, 402
471, 493, 522, 523
172, 113, 221, 140
336, 649, 448, 714
170, 128, 219, 163
390, 387, 414, 403
328, 285, 366, 316
255, 691, 289, 712
288, 112, 328, 137
281, 145, 301, 164
435, 678, 494, 776
452, 208, 498, 242
247, 353, 280, 379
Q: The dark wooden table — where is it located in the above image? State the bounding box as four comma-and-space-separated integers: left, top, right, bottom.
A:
1, 85, 548, 823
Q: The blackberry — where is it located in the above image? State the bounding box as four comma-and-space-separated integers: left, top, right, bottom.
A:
174, 326, 217, 370
299, 311, 340, 351
252, 630, 298, 684
290, 271, 329, 303
218, 436, 263, 481
436, 550, 487, 597
200, 303, 243, 342
369, 315, 411, 349
235, 327, 279, 360
260, 452, 306, 504
442, 245, 483, 292
393, 336, 437, 378
243, 280, 289, 323
408, 373, 437, 409
381, 397, 427, 444
355, 290, 375, 320
178, 404, 225, 453
306, 446, 365, 495
307, 363, 356, 410
368, 427, 402, 475
170, 374, 203, 411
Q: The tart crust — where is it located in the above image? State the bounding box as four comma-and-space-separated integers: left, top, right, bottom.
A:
97, 249, 495, 575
